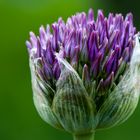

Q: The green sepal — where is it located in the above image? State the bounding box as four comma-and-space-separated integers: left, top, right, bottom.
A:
30, 58, 63, 130
52, 56, 96, 134
96, 70, 139, 129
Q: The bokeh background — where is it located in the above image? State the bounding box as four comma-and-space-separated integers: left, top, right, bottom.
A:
0, 0, 140, 140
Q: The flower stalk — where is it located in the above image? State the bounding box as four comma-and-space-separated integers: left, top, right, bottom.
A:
73, 133, 95, 140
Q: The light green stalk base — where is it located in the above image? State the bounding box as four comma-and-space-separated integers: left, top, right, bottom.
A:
73, 133, 94, 140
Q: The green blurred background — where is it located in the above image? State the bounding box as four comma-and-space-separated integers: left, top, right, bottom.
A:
0, 0, 140, 140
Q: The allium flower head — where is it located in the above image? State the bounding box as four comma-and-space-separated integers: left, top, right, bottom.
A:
26, 9, 139, 140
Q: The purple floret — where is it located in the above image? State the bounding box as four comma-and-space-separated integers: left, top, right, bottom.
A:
26, 9, 136, 91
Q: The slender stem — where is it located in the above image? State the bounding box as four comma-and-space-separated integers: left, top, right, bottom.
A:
73, 133, 94, 140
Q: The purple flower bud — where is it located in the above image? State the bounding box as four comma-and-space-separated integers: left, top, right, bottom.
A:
82, 64, 90, 82
88, 8, 94, 22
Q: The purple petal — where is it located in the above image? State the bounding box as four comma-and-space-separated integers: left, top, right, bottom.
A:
103, 72, 114, 87
88, 31, 98, 61
88, 8, 94, 22
122, 47, 130, 62
82, 64, 90, 82
90, 52, 102, 78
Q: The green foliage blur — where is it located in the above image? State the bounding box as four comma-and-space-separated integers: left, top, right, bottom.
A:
0, 0, 140, 140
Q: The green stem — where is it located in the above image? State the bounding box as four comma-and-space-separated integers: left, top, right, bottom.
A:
73, 133, 94, 140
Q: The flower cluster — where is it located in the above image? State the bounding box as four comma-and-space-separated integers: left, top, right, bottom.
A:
26, 9, 139, 138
